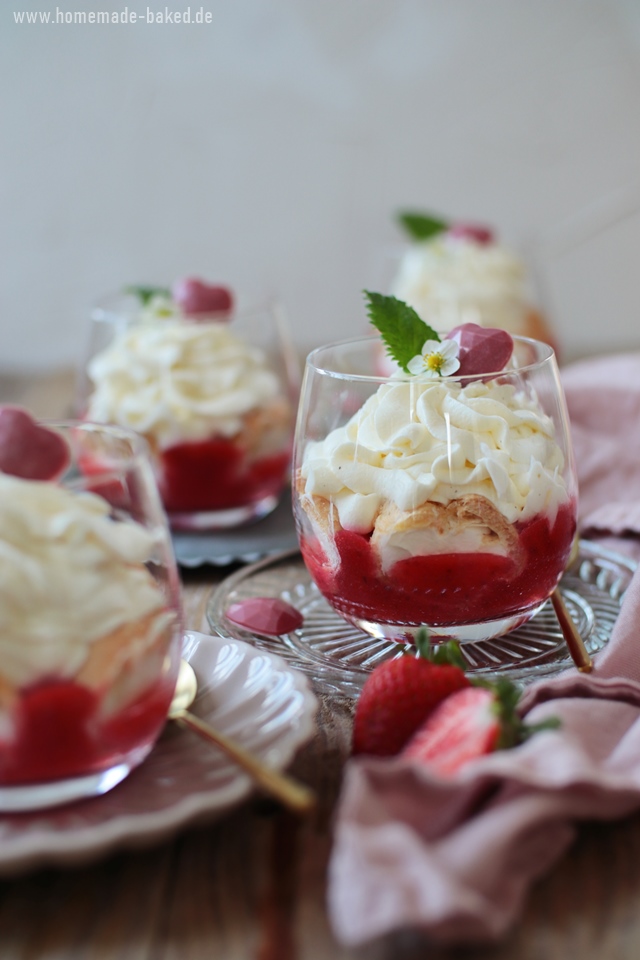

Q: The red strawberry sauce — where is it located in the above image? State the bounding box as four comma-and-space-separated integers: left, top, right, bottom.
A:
158, 437, 290, 513
300, 499, 576, 629
0, 675, 174, 786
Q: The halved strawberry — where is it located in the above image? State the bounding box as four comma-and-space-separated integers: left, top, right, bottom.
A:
402, 678, 557, 776
352, 631, 470, 758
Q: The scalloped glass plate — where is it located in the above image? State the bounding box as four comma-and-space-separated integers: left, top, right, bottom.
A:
0, 632, 317, 876
206, 542, 636, 696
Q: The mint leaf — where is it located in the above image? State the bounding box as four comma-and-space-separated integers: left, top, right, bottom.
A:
397, 211, 448, 242
125, 285, 172, 306
364, 291, 440, 373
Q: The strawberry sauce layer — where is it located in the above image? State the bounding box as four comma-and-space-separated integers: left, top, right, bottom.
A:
0, 676, 173, 786
158, 437, 290, 513
300, 500, 576, 629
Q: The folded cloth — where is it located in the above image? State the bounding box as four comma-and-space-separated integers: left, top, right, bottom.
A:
327, 352, 640, 947
562, 353, 640, 539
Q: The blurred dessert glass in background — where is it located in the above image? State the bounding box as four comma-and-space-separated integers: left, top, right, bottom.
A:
0, 413, 182, 810
388, 210, 558, 354
78, 279, 300, 531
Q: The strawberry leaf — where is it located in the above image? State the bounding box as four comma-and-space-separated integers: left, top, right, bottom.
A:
472, 676, 561, 750
522, 717, 562, 737
431, 641, 467, 671
411, 628, 466, 670
414, 627, 431, 660
364, 291, 440, 373
397, 211, 449, 242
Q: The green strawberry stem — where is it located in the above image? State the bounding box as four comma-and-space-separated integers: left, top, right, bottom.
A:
411, 627, 467, 670
521, 717, 562, 737
473, 675, 561, 749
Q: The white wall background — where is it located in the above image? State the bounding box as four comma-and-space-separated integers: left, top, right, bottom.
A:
2, 0, 640, 371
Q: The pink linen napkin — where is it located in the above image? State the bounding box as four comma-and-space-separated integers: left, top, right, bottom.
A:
327, 352, 640, 947
562, 352, 640, 545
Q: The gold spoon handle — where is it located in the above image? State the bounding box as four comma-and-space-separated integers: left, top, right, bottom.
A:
551, 589, 593, 673
174, 710, 316, 815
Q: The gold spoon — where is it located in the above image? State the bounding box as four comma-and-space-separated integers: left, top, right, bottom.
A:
169, 659, 316, 814
551, 537, 593, 673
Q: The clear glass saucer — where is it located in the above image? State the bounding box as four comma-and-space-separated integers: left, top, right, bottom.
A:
206, 541, 635, 696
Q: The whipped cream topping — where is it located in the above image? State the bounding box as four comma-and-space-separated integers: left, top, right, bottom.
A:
0, 473, 166, 688
391, 234, 530, 334
86, 318, 283, 448
300, 377, 568, 533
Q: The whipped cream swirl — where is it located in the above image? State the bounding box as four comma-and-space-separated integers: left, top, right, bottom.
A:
300, 378, 568, 532
0, 473, 166, 687
86, 319, 283, 448
391, 234, 530, 333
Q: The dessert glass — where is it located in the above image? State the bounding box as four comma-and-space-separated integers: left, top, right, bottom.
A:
293, 335, 578, 645
374, 228, 559, 356
0, 421, 182, 811
78, 290, 300, 531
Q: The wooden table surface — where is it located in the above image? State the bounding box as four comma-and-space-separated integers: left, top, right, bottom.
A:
3, 371, 640, 960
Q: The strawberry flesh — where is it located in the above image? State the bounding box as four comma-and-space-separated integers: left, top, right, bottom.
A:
402, 686, 500, 775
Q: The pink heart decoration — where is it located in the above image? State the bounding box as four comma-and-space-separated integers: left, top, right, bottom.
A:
447, 223, 494, 245
446, 323, 514, 377
0, 406, 70, 481
171, 277, 234, 318
226, 598, 304, 636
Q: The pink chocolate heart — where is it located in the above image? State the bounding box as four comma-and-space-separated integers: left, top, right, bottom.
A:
172, 277, 234, 318
0, 406, 70, 481
447, 223, 494, 245
446, 323, 514, 377
226, 598, 304, 636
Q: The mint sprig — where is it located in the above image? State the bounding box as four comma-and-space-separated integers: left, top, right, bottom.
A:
125, 285, 172, 306
364, 291, 440, 373
397, 211, 448, 242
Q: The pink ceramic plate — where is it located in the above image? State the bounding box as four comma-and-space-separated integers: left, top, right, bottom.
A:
0, 632, 318, 875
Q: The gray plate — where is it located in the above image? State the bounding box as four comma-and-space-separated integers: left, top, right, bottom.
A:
206, 541, 636, 696
171, 494, 298, 568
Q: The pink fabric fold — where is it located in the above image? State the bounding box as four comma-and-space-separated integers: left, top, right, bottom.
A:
562, 352, 640, 535
327, 352, 640, 947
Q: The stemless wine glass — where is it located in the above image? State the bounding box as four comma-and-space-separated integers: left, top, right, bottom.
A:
292, 335, 578, 645
76, 288, 300, 531
371, 226, 559, 355
0, 421, 182, 812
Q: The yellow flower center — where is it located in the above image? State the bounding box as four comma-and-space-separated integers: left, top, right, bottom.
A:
425, 352, 444, 373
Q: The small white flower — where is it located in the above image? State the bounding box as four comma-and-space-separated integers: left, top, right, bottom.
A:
407, 338, 460, 378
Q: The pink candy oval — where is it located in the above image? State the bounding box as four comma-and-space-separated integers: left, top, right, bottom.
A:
447, 223, 494, 245
226, 598, 304, 636
0, 406, 70, 481
172, 277, 234, 318
446, 323, 514, 377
